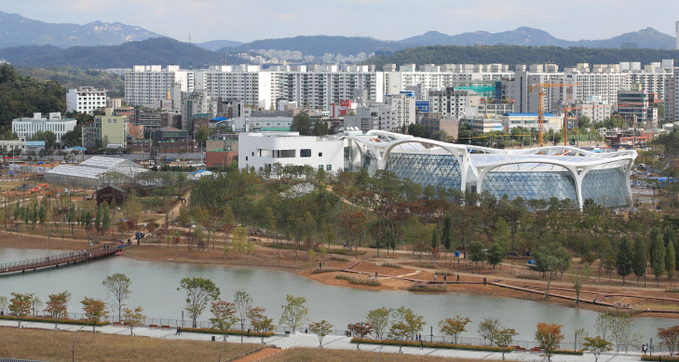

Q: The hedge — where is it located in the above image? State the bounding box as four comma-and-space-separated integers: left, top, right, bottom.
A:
0, 315, 109, 327
551, 349, 584, 355
641, 355, 679, 361
181, 327, 274, 338
351, 338, 513, 353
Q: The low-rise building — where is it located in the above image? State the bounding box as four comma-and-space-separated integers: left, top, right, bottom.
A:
66, 86, 107, 115
12, 113, 77, 143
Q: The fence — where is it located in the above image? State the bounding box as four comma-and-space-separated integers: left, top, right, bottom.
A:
1, 310, 666, 354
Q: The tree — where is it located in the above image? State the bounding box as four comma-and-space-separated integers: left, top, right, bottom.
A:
533, 242, 571, 297
209, 300, 238, 341
487, 241, 505, 269
81, 297, 107, 333
248, 307, 274, 343
179, 277, 220, 328
652, 235, 666, 286
478, 317, 500, 345
668, 239, 676, 283
467, 241, 486, 269
570, 264, 591, 304
388, 306, 424, 353
595, 312, 638, 352
632, 236, 647, 286
308, 320, 333, 348
9, 292, 32, 326
407, 123, 426, 138
441, 215, 452, 256
439, 315, 471, 344
102, 273, 131, 322
347, 322, 374, 350
583, 336, 613, 362
616, 237, 633, 284
290, 113, 312, 135
279, 295, 309, 333
61, 126, 82, 148
45, 291, 70, 327
658, 325, 679, 357
366, 307, 391, 340
233, 290, 252, 343
492, 327, 519, 360
122, 306, 146, 336
535, 323, 564, 362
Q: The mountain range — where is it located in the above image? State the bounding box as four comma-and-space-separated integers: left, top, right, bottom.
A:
0, 11, 677, 54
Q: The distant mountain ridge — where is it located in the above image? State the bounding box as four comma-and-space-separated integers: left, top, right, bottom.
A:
0, 11, 162, 48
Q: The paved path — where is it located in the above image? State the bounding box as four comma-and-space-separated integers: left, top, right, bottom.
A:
0, 319, 646, 361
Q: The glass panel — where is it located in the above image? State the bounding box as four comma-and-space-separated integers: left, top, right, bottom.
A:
483, 169, 577, 203
582, 168, 630, 208
385, 153, 462, 191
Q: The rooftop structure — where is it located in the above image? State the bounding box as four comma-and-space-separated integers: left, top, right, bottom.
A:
344, 131, 636, 209
44, 156, 149, 188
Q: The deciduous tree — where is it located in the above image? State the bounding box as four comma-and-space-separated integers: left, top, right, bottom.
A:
583, 336, 613, 362
248, 307, 274, 343
347, 322, 374, 350
308, 320, 333, 348
279, 295, 308, 333
233, 290, 252, 343
439, 315, 471, 344
366, 307, 391, 340
209, 300, 238, 340
122, 306, 146, 336
81, 297, 107, 333
535, 323, 564, 362
179, 277, 220, 328
102, 273, 131, 322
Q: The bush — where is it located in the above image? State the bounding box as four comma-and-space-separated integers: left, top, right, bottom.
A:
435, 270, 455, 276
311, 268, 338, 274
665, 287, 679, 293
0, 315, 109, 327
329, 255, 350, 262
182, 327, 275, 338
382, 263, 402, 269
407, 284, 448, 293
516, 273, 540, 280
351, 338, 513, 353
641, 355, 679, 361
335, 274, 381, 286
551, 349, 584, 356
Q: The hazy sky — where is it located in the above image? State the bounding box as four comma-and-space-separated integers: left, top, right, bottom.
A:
2, 0, 678, 43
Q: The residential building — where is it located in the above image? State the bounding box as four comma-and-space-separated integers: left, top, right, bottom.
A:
81, 108, 129, 148
66, 86, 107, 115
12, 113, 77, 143
124, 65, 193, 107
420, 113, 460, 139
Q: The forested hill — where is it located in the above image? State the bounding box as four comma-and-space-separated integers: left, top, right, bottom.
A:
0, 64, 66, 128
363, 45, 679, 69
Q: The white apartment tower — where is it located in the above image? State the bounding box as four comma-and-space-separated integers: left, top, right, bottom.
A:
124, 65, 194, 108
66, 86, 107, 115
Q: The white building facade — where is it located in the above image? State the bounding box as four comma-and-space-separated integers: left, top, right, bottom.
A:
238, 132, 344, 175
12, 113, 77, 143
66, 86, 107, 115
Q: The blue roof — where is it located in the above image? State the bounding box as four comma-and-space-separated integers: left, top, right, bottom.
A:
67, 146, 87, 151
25, 141, 45, 147
190, 170, 210, 175
504, 113, 555, 117
211, 117, 228, 122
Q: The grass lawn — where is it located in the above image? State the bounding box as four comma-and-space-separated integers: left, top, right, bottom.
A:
0, 326, 261, 362
269, 347, 496, 362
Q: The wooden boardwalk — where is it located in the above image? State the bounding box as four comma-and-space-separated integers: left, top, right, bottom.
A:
0, 242, 130, 275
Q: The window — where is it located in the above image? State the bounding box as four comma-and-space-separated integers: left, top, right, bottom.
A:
318, 165, 323, 170
300, 149, 311, 157
318, 152, 323, 157
326, 164, 332, 171
245, 156, 248, 161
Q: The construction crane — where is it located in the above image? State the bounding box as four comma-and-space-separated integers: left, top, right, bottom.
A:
529, 83, 577, 147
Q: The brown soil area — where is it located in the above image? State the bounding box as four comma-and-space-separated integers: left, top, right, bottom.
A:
269, 347, 493, 362
2, 233, 679, 318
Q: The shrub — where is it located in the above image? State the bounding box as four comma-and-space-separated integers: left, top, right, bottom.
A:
182, 327, 275, 338
382, 263, 402, 269
407, 284, 448, 293
0, 315, 109, 327
351, 338, 513, 353
435, 270, 455, 276
641, 355, 679, 362
516, 273, 540, 280
311, 268, 338, 274
335, 274, 381, 286
665, 287, 679, 293
329, 255, 350, 262
551, 349, 584, 355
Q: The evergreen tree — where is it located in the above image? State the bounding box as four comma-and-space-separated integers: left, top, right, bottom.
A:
667, 239, 676, 283
615, 237, 632, 285
649, 227, 661, 266
430, 227, 439, 250
652, 235, 666, 286
632, 236, 647, 286
442, 215, 452, 253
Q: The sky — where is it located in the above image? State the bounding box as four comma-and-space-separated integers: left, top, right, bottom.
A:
1, 0, 678, 44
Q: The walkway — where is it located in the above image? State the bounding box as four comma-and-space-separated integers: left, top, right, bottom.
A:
0, 319, 646, 362
0, 242, 130, 275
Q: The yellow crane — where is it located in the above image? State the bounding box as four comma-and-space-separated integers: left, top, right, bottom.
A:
529, 83, 577, 147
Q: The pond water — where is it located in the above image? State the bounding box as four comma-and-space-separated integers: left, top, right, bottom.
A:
0, 248, 674, 343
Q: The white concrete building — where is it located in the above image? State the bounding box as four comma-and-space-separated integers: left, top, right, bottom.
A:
12, 113, 77, 143
238, 132, 344, 176
385, 92, 416, 130
66, 86, 107, 115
